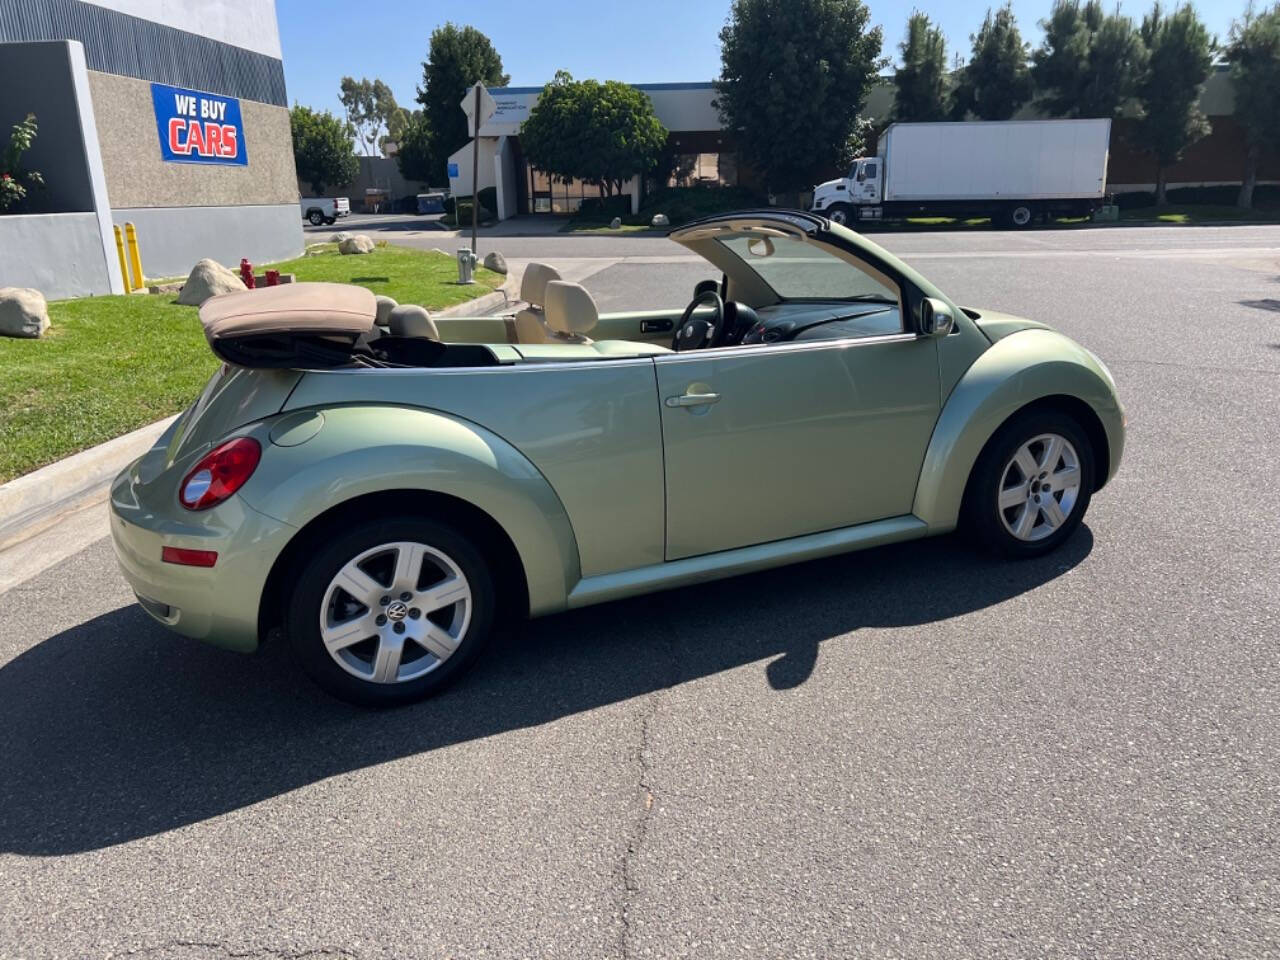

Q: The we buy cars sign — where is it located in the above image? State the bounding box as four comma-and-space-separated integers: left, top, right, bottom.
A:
150, 83, 248, 166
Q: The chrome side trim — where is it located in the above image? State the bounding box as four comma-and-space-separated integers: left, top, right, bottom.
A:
564, 514, 928, 611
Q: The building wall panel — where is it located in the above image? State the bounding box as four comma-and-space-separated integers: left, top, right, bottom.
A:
88, 70, 298, 208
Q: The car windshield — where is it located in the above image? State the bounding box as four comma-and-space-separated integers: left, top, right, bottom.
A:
716, 234, 899, 302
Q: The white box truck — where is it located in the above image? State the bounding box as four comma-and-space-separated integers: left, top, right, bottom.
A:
811, 118, 1111, 228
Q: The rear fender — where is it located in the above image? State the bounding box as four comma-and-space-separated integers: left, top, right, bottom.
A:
913, 329, 1124, 533
238, 405, 581, 615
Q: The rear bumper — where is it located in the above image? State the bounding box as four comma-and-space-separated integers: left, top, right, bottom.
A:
109, 450, 296, 653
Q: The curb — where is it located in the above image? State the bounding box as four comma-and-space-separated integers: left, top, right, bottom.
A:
0, 415, 177, 545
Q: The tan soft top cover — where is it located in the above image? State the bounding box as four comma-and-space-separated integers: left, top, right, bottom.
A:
199, 282, 377, 341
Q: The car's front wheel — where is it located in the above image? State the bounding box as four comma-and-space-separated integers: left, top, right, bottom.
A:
964, 409, 1095, 557
286, 516, 496, 706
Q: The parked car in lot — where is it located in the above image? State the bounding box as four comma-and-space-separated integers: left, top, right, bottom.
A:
109, 210, 1125, 706
300, 196, 349, 226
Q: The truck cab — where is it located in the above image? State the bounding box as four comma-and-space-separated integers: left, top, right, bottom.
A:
812, 158, 882, 224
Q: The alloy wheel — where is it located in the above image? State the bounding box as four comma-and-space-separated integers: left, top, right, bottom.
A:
998, 433, 1082, 542
319, 541, 472, 684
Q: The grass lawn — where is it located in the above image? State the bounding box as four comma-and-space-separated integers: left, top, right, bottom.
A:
1119, 204, 1280, 224
562, 221, 657, 234
0, 246, 503, 483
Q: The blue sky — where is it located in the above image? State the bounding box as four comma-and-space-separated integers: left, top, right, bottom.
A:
277, 0, 1239, 115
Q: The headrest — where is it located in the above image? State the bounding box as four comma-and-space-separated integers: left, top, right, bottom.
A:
387, 304, 439, 340
543, 280, 598, 336
519, 262, 561, 306
199, 282, 376, 342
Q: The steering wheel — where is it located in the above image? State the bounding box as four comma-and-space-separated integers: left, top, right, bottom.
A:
671, 289, 724, 351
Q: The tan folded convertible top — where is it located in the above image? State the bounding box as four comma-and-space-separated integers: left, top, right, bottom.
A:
199, 282, 377, 341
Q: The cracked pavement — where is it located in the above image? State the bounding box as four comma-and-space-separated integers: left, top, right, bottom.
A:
2, 224, 1279, 958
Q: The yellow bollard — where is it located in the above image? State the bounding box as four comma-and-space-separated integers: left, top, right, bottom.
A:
124, 222, 144, 292
114, 225, 132, 294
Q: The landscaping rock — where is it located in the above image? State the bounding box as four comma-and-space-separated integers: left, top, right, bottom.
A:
651, 213, 670, 228
483, 251, 508, 275
175, 259, 246, 306
387, 304, 439, 340
339, 235, 375, 255
375, 295, 398, 326
332, 231, 353, 244
610, 217, 622, 229
0, 287, 50, 339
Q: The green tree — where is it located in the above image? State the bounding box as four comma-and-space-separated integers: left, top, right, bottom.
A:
339, 77, 401, 156
290, 104, 359, 195
1225, 4, 1280, 208
1136, 3, 1213, 204
951, 4, 1034, 120
1033, 0, 1147, 118
716, 0, 884, 195
416, 23, 508, 171
394, 110, 435, 186
893, 12, 949, 121
0, 113, 44, 212
520, 72, 668, 198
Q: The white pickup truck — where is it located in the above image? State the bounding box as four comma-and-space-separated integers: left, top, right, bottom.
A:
300, 197, 350, 226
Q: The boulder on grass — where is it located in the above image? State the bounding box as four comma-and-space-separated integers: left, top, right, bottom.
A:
332, 231, 353, 244
650, 213, 670, 228
176, 259, 246, 306
374, 295, 398, 326
483, 251, 508, 275
610, 217, 622, 229
339, 235, 375, 255
0, 287, 50, 339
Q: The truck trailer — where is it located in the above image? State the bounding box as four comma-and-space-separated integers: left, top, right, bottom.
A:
811, 118, 1111, 228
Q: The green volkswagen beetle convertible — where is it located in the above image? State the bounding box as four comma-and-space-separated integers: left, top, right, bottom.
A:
110, 210, 1124, 705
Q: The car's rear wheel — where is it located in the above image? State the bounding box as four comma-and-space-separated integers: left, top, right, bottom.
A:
964, 409, 1095, 557
286, 516, 495, 706
307, 210, 324, 226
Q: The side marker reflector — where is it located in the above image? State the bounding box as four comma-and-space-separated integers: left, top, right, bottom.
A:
162, 546, 218, 568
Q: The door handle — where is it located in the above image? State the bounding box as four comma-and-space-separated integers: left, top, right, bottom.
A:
665, 392, 721, 408
641, 318, 674, 333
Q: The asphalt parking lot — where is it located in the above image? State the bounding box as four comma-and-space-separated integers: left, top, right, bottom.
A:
2, 223, 1278, 959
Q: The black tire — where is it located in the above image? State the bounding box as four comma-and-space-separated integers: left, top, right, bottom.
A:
824, 202, 853, 226
962, 408, 1095, 558
286, 515, 496, 706
307, 210, 324, 226
1009, 203, 1035, 228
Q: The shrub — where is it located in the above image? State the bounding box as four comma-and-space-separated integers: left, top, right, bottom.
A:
0, 114, 44, 213
577, 194, 632, 219
635, 185, 766, 226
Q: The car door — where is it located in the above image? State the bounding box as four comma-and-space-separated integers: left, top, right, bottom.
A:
655, 333, 940, 560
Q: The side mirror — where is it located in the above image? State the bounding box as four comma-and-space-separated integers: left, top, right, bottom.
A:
919, 297, 955, 337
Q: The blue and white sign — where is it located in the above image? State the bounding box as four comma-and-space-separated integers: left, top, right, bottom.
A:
151, 82, 248, 166
447, 162, 460, 178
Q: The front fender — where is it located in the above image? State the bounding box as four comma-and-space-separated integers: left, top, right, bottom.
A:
238, 405, 581, 616
913, 329, 1125, 533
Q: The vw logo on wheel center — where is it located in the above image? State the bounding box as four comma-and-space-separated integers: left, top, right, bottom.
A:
385, 600, 409, 622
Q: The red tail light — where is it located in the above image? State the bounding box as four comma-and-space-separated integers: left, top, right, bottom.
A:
179, 437, 261, 510
162, 546, 219, 567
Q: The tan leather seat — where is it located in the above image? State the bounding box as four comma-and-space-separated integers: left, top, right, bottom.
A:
543, 281, 599, 344
513, 262, 562, 344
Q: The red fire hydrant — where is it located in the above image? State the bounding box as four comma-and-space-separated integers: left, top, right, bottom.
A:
239, 258, 255, 289
265, 269, 280, 287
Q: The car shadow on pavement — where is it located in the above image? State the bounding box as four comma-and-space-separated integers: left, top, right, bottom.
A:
0, 528, 1092, 856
